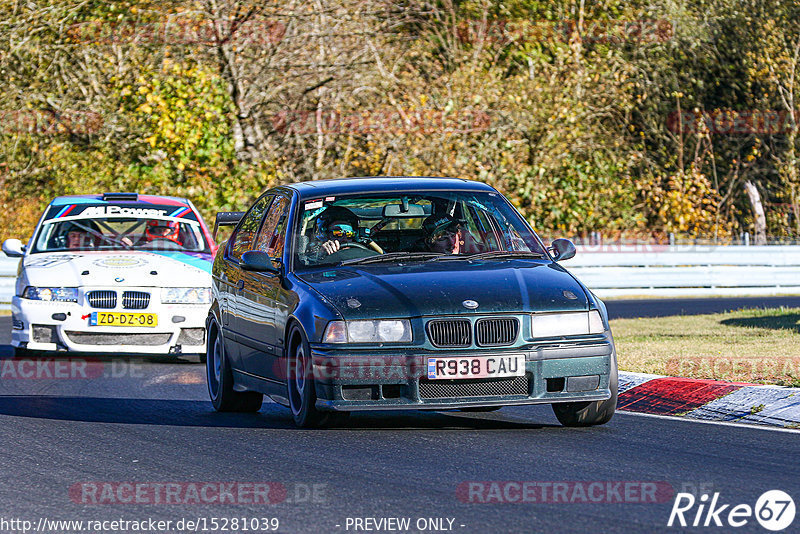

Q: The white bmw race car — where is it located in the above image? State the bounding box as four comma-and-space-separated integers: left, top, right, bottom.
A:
1, 193, 215, 357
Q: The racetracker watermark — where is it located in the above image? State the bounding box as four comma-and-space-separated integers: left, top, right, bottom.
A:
0, 110, 103, 135
269, 108, 492, 136
456, 19, 674, 45
665, 357, 800, 383
0, 358, 143, 380
67, 17, 285, 46
272, 356, 423, 381
667, 109, 800, 135
457, 481, 674, 503
68, 482, 326, 505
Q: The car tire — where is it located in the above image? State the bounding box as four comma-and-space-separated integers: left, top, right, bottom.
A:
552, 358, 618, 427
286, 324, 349, 428
206, 321, 263, 413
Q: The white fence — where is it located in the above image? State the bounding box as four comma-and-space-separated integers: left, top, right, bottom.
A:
568, 245, 800, 298
2, 246, 800, 307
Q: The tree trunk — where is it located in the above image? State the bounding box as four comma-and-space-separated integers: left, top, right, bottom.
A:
744, 180, 767, 245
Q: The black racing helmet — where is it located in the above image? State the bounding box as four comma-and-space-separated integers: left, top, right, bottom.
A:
314, 206, 359, 242
423, 213, 459, 240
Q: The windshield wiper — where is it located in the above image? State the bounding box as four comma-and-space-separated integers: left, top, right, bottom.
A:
429, 250, 545, 261
340, 252, 445, 265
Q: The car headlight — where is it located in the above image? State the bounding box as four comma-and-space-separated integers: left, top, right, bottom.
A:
323, 320, 412, 343
22, 286, 78, 302
531, 310, 605, 337
161, 287, 211, 304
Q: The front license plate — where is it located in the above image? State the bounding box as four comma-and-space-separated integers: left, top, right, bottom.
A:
427, 355, 525, 380
89, 312, 158, 328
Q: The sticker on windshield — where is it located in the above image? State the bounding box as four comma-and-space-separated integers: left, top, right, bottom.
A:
305, 200, 323, 210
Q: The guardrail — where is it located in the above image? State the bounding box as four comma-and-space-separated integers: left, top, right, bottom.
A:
568, 245, 800, 298
2, 246, 800, 307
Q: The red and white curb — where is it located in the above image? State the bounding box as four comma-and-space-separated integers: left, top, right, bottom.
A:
618, 371, 800, 428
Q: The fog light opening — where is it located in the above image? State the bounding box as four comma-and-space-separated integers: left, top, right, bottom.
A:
381, 384, 403, 399
546, 377, 565, 393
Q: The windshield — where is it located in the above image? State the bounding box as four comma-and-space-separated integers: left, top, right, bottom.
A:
293, 191, 546, 269
32, 216, 210, 253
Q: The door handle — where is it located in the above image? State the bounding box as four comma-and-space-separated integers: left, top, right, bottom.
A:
237, 280, 245, 290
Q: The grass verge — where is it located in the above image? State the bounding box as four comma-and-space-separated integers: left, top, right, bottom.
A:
610, 307, 800, 387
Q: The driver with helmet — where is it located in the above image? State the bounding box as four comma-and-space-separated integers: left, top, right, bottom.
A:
314, 206, 360, 256
145, 219, 183, 246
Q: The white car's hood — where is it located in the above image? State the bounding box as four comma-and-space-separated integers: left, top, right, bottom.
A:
17, 251, 212, 293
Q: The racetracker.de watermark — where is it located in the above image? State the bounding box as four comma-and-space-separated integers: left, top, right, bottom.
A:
67, 17, 286, 46
457, 481, 674, 503
0, 358, 143, 380
270, 108, 492, 136
665, 357, 800, 383
667, 109, 800, 135
69, 482, 327, 505
0, 110, 103, 135
273, 356, 425, 381
455, 19, 674, 45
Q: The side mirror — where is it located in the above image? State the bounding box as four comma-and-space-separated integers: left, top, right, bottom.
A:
549, 238, 576, 262
241, 250, 280, 274
2, 239, 25, 257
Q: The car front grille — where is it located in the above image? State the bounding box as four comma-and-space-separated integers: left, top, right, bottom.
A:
64, 331, 171, 346
418, 375, 530, 399
122, 291, 150, 309
476, 318, 519, 346
426, 319, 471, 347
86, 290, 117, 309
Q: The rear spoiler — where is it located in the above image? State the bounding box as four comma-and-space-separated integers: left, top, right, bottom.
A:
213, 211, 245, 241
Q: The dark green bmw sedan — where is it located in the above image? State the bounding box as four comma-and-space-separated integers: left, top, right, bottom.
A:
206, 177, 618, 428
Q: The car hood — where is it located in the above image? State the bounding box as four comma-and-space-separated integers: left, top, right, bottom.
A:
17, 251, 212, 293
297, 260, 588, 319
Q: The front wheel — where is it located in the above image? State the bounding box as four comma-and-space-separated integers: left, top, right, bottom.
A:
552, 364, 617, 427
206, 322, 263, 413
286, 324, 349, 428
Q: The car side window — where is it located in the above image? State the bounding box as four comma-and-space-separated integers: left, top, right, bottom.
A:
228, 194, 274, 262
254, 194, 291, 259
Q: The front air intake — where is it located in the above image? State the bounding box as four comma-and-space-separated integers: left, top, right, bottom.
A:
426, 319, 471, 348
475, 318, 519, 347
86, 290, 117, 309
122, 291, 150, 309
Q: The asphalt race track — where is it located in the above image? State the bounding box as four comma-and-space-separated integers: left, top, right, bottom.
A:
605, 295, 800, 319
1, 307, 798, 533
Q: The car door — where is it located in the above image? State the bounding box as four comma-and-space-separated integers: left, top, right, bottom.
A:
238, 193, 291, 380
223, 194, 273, 366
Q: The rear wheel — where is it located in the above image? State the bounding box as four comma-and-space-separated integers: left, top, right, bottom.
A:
206, 322, 263, 413
286, 324, 349, 428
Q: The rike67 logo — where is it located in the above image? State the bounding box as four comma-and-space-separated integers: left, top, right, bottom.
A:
668, 490, 795, 531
